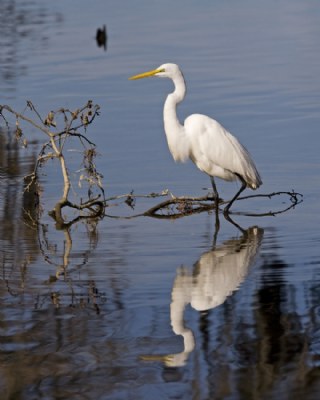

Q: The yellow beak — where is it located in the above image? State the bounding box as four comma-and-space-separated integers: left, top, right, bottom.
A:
128, 68, 164, 80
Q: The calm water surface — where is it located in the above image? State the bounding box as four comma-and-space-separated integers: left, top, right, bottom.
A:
1, 0, 320, 399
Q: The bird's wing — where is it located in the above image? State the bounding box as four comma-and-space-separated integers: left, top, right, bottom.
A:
185, 114, 261, 187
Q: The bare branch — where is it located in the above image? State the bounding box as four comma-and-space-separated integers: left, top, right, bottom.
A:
1, 100, 105, 226
104, 190, 303, 220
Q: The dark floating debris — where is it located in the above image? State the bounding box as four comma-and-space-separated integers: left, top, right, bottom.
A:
96, 24, 107, 51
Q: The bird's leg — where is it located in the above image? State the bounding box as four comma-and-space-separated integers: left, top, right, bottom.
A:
223, 213, 245, 234
210, 176, 220, 211
210, 176, 220, 200
210, 176, 218, 197
223, 175, 247, 215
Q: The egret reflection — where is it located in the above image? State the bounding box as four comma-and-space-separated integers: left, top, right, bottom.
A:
142, 221, 264, 367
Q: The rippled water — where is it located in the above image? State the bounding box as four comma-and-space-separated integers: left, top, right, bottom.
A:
1, 0, 320, 399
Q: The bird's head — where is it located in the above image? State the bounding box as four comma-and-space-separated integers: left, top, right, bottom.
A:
129, 63, 181, 80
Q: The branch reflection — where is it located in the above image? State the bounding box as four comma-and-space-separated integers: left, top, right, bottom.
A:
37, 218, 105, 313
0, 128, 105, 313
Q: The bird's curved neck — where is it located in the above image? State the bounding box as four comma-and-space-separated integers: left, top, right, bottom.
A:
164, 72, 186, 125
163, 72, 189, 162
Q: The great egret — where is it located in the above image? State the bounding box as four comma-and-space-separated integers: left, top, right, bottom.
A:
141, 224, 264, 367
129, 63, 262, 214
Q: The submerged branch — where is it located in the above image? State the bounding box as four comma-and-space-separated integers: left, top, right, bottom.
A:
104, 190, 303, 220
104, 189, 170, 203
144, 190, 303, 219
50, 196, 105, 229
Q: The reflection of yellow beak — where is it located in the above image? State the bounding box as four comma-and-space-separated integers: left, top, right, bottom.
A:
140, 354, 174, 364
140, 354, 172, 361
129, 68, 164, 80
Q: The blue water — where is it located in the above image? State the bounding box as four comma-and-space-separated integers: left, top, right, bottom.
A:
0, 0, 320, 399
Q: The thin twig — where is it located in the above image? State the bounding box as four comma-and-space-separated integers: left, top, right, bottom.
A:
104, 189, 170, 203
0, 104, 53, 137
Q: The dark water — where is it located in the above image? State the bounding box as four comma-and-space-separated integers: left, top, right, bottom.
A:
1, 0, 320, 399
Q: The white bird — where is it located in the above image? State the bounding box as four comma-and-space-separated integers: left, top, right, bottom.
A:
129, 63, 262, 214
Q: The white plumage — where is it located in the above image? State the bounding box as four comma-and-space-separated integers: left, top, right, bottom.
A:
129, 63, 262, 213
